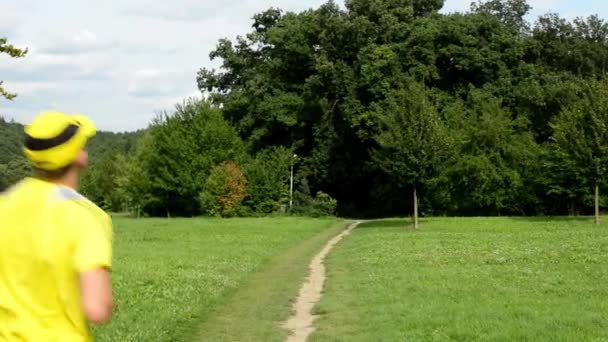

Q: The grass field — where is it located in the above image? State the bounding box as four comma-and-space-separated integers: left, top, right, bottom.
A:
311, 218, 608, 342
92, 216, 340, 342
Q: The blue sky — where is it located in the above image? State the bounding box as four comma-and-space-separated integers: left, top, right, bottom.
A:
1, 0, 606, 132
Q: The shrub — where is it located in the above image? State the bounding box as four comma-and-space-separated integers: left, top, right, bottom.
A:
199, 161, 247, 217
243, 147, 293, 214
291, 179, 338, 217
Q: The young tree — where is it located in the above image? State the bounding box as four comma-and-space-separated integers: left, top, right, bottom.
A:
0, 37, 27, 100
242, 146, 293, 214
372, 82, 450, 229
550, 79, 608, 224
199, 161, 247, 217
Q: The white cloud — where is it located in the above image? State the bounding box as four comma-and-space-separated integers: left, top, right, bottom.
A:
122, 0, 262, 22
43, 30, 116, 54
127, 68, 196, 98
0, 45, 115, 83
440, 0, 472, 13
0, 11, 21, 39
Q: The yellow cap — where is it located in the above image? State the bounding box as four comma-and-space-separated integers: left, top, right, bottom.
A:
23, 111, 96, 171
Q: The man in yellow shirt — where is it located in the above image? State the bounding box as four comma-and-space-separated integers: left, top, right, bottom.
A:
0, 111, 113, 341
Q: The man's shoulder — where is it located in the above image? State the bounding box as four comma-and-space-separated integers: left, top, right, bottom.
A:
52, 187, 111, 223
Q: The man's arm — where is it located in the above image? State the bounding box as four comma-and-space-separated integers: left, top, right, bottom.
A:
79, 268, 113, 325
72, 208, 114, 325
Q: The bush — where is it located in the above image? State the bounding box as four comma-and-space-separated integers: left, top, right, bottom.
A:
291, 179, 338, 217
199, 161, 247, 217
312, 191, 338, 216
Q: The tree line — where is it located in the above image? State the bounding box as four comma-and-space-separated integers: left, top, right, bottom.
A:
2, 0, 608, 220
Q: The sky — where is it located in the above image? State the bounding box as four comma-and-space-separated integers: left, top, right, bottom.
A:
1, 0, 606, 132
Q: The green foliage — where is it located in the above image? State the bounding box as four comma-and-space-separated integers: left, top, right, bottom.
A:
371, 82, 451, 224
85, 130, 143, 164
5, 1, 608, 218
0, 117, 24, 164
195, 0, 608, 217
437, 89, 540, 215
292, 179, 338, 217
0, 158, 30, 191
79, 130, 141, 212
550, 79, 608, 184
549, 79, 608, 222
139, 98, 245, 216
199, 161, 248, 217
242, 146, 293, 214
0, 117, 29, 191
81, 153, 133, 212
310, 191, 338, 217
0, 37, 27, 100
372, 82, 450, 188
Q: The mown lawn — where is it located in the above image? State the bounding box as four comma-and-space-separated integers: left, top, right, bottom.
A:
311, 217, 608, 342
93, 216, 339, 342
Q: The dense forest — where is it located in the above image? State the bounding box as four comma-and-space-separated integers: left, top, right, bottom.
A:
3, 0, 608, 219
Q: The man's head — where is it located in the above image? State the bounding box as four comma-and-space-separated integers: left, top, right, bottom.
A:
23, 111, 96, 180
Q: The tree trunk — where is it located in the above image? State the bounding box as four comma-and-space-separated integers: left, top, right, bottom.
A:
413, 187, 419, 230
595, 183, 600, 225
568, 200, 576, 217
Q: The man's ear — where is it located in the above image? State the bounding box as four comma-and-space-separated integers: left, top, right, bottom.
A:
74, 150, 89, 170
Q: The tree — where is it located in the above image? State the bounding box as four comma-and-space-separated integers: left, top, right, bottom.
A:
121, 133, 157, 217
193, 0, 608, 217
243, 146, 293, 214
0, 117, 25, 164
81, 153, 133, 212
0, 38, 27, 100
550, 79, 608, 224
199, 161, 247, 217
140, 98, 245, 216
471, 0, 531, 32
0, 158, 30, 191
0, 164, 8, 191
372, 82, 450, 228
437, 88, 541, 216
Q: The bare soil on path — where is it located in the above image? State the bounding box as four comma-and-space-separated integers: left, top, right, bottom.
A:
282, 221, 361, 342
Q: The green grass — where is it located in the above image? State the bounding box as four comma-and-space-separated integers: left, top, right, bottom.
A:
93, 216, 339, 342
311, 217, 608, 342
195, 220, 350, 342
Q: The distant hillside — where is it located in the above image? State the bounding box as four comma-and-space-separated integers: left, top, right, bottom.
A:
0, 116, 143, 190
85, 130, 145, 164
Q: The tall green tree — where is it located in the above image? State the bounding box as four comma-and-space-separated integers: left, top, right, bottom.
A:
437, 89, 540, 215
372, 82, 450, 228
192, 0, 608, 217
81, 153, 133, 212
0, 38, 27, 100
550, 79, 608, 224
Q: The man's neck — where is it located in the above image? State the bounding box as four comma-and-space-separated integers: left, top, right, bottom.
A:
38, 172, 80, 190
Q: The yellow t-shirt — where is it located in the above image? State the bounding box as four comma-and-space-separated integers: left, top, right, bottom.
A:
0, 177, 113, 342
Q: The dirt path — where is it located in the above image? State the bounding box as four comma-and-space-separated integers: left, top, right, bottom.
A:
282, 221, 361, 342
